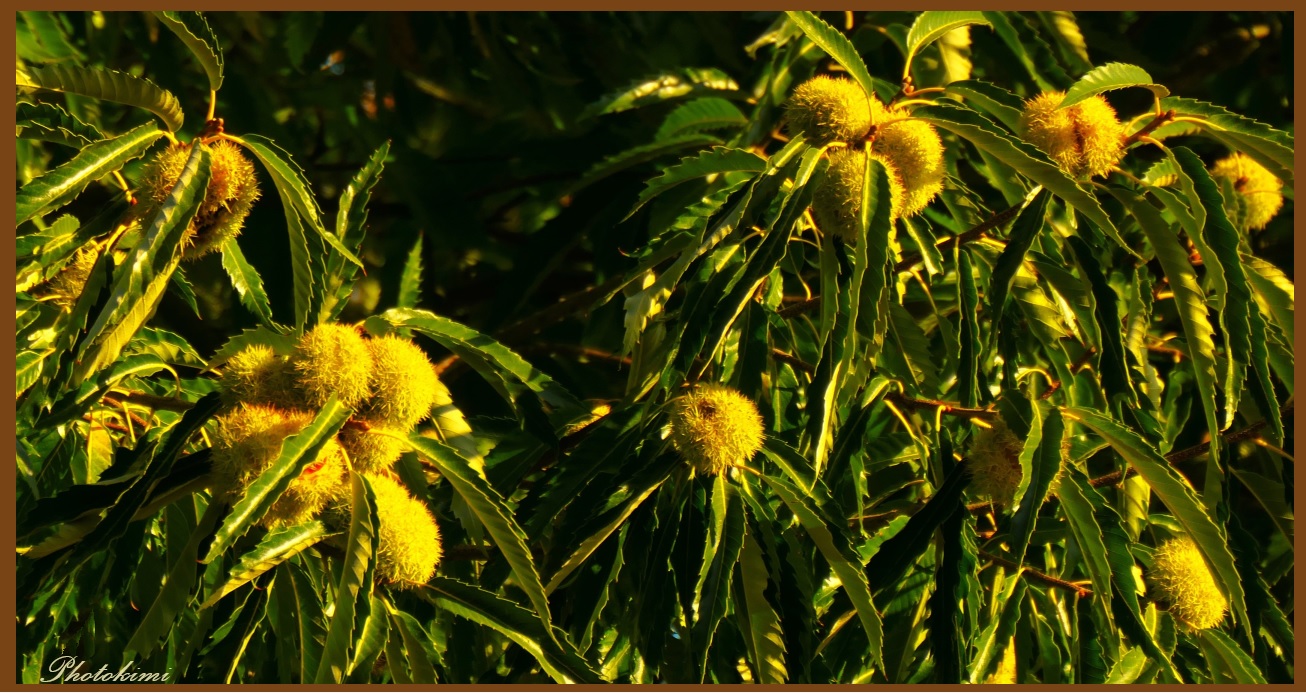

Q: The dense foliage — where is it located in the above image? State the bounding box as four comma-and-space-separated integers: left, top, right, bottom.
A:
15, 10, 1294, 685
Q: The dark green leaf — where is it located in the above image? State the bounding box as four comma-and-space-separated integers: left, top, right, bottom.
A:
628, 147, 766, 218
74, 140, 208, 381
1059, 62, 1168, 109
904, 12, 992, 81
16, 122, 162, 225
123, 498, 224, 659
220, 238, 277, 327
407, 434, 556, 642
785, 11, 876, 97
656, 97, 748, 140
203, 397, 351, 564
396, 234, 424, 310
763, 473, 882, 668
202, 520, 333, 610
315, 474, 377, 684
153, 12, 224, 91
582, 67, 739, 118
1198, 629, 1267, 684
986, 188, 1050, 342
16, 101, 103, 148
418, 578, 604, 684
1109, 188, 1222, 482
20, 64, 183, 132
1064, 407, 1250, 641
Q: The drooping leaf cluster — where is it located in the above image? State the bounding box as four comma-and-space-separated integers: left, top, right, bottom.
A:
15, 10, 1293, 685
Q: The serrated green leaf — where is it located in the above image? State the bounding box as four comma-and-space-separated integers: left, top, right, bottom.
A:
396, 234, 424, 309
942, 80, 1024, 132
123, 498, 224, 659
1172, 148, 1258, 432
904, 12, 992, 81
202, 520, 333, 610
986, 188, 1050, 331
853, 155, 896, 377
407, 434, 556, 644
785, 12, 877, 101
571, 134, 722, 195
45, 393, 222, 584
763, 473, 882, 668
1064, 407, 1249, 642
16, 121, 162, 225
1199, 629, 1267, 684
220, 238, 276, 327
956, 250, 981, 408
153, 11, 224, 91
418, 578, 604, 684
16, 350, 47, 399
691, 476, 746, 679
16, 101, 103, 148
1037, 12, 1092, 73
967, 573, 1026, 683
315, 473, 377, 684
203, 397, 351, 564
544, 461, 670, 596
206, 326, 297, 370
387, 606, 438, 684
1010, 409, 1062, 568
1243, 254, 1294, 347
126, 326, 205, 367
912, 101, 1133, 258
286, 562, 325, 682
1109, 188, 1222, 483
233, 134, 363, 277
1105, 647, 1149, 684
866, 459, 969, 592
928, 496, 970, 682
321, 141, 389, 323
347, 594, 388, 677
1160, 96, 1294, 192
1066, 232, 1134, 404
582, 67, 738, 119
1059, 62, 1168, 109
336, 141, 389, 254
656, 97, 748, 140
20, 64, 183, 132
18, 12, 83, 64
628, 147, 766, 219
74, 140, 208, 382
735, 525, 787, 684
982, 11, 1073, 92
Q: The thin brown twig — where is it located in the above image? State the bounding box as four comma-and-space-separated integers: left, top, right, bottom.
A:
770, 348, 816, 373
1039, 348, 1097, 400
885, 392, 997, 420
117, 392, 196, 412
777, 296, 822, 319
978, 549, 1092, 597
523, 343, 632, 366
83, 415, 130, 435
1145, 341, 1188, 359
1123, 109, 1176, 148
102, 397, 152, 431
444, 545, 492, 562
